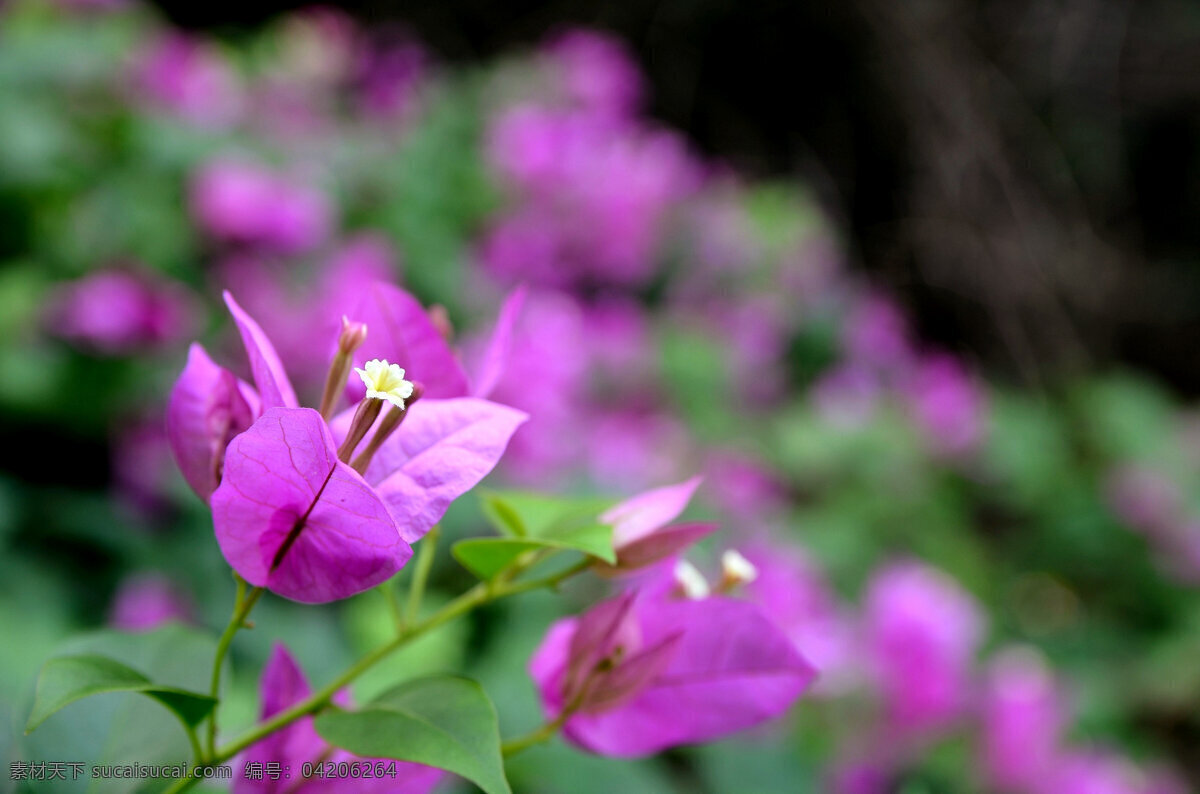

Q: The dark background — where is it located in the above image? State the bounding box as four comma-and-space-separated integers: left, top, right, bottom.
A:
157, 0, 1200, 395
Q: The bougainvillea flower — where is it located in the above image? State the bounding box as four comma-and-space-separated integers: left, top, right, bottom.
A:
482, 289, 590, 484
906, 354, 987, 457
190, 159, 332, 253
107, 573, 193, 632
46, 269, 196, 354
169, 290, 526, 600
841, 294, 915, 373
542, 29, 643, 117
863, 561, 984, 735
981, 647, 1067, 793
132, 33, 244, 128
529, 589, 815, 757
585, 409, 690, 492
235, 645, 442, 794
212, 407, 412, 603
597, 476, 718, 570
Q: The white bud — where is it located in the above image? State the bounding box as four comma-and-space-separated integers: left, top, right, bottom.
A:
720, 549, 758, 588
673, 560, 710, 600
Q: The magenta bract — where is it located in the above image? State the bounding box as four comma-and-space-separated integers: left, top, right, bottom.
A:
529, 592, 815, 757
235, 645, 442, 794
864, 561, 984, 735
981, 647, 1066, 793
167, 342, 257, 502
225, 292, 299, 411
212, 408, 412, 603
600, 476, 702, 549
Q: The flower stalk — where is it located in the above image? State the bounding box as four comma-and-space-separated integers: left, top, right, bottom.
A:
163, 554, 592, 794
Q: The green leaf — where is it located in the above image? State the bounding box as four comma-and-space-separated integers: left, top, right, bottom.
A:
25, 654, 216, 733
315, 675, 510, 794
479, 491, 612, 538
455, 492, 616, 579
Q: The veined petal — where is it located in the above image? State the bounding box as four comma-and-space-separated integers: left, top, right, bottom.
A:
224, 290, 299, 410
212, 408, 410, 603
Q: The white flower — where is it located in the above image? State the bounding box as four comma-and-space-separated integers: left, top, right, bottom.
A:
354, 359, 415, 409
673, 560, 710, 600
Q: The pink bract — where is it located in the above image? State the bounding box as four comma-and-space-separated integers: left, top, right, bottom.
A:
211, 407, 412, 604
529, 592, 815, 757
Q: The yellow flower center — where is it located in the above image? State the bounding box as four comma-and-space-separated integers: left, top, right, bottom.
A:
354, 359, 415, 409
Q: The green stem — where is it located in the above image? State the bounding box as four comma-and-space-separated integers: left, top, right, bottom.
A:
162, 556, 592, 794
500, 713, 568, 757
205, 581, 264, 758
378, 580, 403, 634
404, 525, 440, 625
181, 720, 203, 766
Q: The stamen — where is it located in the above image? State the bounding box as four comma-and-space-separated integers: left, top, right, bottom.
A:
318, 317, 368, 421
351, 382, 425, 474
719, 549, 758, 592
673, 560, 710, 600
336, 397, 383, 463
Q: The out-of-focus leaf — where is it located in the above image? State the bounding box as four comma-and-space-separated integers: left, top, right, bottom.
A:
315, 675, 510, 794
26, 654, 215, 733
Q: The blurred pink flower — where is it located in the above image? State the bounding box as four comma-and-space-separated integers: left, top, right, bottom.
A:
700, 450, 788, 523
543, 29, 643, 117
1037, 750, 1184, 794
485, 290, 590, 484
484, 107, 697, 289
811, 364, 882, 429
108, 574, 193, 631
863, 560, 984, 737
215, 235, 397, 391
529, 589, 815, 757
1104, 465, 1181, 537
981, 647, 1067, 793
132, 33, 244, 128
842, 294, 915, 372
906, 354, 987, 457
355, 32, 429, 121
585, 410, 689, 492
190, 159, 332, 253
46, 269, 196, 354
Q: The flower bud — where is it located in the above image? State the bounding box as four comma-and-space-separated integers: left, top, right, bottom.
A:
673, 560, 710, 600
719, 549, 758, 590
351, 381, 425, 474
319, 317, 368, 420
338, 315, 368, 354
